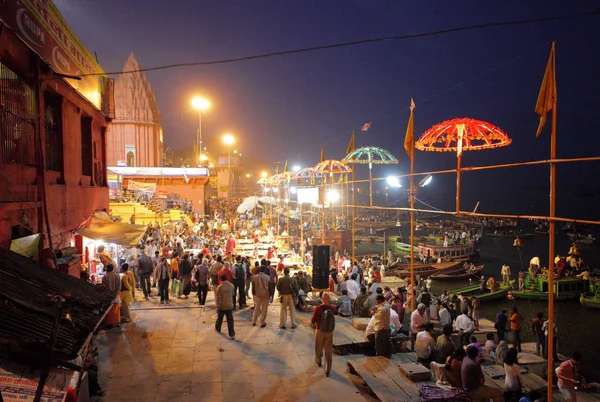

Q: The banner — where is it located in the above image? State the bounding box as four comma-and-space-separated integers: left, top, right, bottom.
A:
0, 363, 70, 402
0, 0, 111, 114
127, 180, 156, 193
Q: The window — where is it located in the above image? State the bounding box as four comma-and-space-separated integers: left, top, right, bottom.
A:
44, 92, 63, 172
125, 145, 136, 167
81, 116, 93, 176
0, 62, 36, 165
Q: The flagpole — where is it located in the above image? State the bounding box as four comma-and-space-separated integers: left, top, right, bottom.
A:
546, 43, 557, 402
351, 167, 356, 268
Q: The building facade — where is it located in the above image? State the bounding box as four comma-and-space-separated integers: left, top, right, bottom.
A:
0, 0, 112, 254
107, 53, 163, 167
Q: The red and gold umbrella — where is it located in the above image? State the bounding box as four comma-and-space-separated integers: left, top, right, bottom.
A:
416, 118, 511, 213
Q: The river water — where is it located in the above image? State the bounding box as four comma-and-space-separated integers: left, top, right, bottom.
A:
358, 225, 600, 380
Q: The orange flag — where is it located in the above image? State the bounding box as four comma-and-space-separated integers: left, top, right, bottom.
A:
345, 131, 355, 155
535, 42, 557, 137
404, 98, 416, 157
320, 147, 325, 162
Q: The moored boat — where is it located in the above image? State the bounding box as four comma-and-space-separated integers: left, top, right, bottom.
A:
580, 295, 600, 309
430, 264, 484, 280
567, 232, 596, 244
417, 242, 477, 262
391, 261, 461, 279
449, 280, 514, 301
511, 275, 586, 300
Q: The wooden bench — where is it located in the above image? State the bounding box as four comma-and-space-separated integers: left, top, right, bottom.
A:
347, 356, 423, 401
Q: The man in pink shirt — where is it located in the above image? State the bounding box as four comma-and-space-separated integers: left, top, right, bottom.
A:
556, 351, 586, 402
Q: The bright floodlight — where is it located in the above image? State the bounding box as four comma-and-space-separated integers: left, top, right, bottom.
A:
290, 186, 297, 194
222, 134, 235, 145
327, 190, 340, 203
261, 171, 268, 178
419, 175, 433, 187
292, 165, 301, 172
272, 187, 279, 193
191, 96, 211, 111
199, 154, 208, 161
386, 176, 402, 188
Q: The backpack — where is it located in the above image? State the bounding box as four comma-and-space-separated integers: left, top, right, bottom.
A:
233, 263, 245, 281
320, 307, 335, 332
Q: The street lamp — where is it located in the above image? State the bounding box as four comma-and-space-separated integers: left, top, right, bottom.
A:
191, 96, 211, 164
222, 133, 235, 172
261, 171, 268, 179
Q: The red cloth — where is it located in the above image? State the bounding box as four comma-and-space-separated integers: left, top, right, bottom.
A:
103, 303, 121, 326
311, 304, 336, 329
329, 278, 335, 292
226, 237, 236, 254
65, 386, 77, 402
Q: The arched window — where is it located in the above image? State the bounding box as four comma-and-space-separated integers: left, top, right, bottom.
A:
127, 151, 135, 167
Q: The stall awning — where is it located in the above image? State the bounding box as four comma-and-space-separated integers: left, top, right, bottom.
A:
76, 214, 146, 246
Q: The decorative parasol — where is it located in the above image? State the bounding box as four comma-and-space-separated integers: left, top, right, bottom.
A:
416, 117, 511, 213
292, 167, 323, 185
342, 146, 398, 206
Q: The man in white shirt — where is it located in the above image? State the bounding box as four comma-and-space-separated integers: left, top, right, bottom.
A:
414, 323, 436, 360
365, 307, 402, 342
454, 309, 475, 348
410, 304, 428, 352
371, 295, 392, 357
439, 303, 452, 327
346, 273, 360, 300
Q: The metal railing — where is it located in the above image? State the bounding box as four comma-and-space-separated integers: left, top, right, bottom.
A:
0, 62, 36, 166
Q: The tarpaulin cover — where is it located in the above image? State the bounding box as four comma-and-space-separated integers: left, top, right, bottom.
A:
127, 180, 157, 193
76, 214, 147, 246
10, 234, 41, 258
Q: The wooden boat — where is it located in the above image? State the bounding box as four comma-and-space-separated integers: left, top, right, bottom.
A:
449, 280, 514, 301
580, 295, 600, 309
510, 276, 586, 301
355, 235, 385, 243
417, 242, 476, 262
567, 233, 596, 244
487, 231, 534, 239
430, 264, 484, 280
391, 261, 461, 279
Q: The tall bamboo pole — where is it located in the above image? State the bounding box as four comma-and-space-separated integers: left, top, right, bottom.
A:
351, 168, 356, 267
547, 73, 557, 402
409, 150, 416, 312
300, 202, 304, 256
456, 153, 462, 215
369, 163, 373, 207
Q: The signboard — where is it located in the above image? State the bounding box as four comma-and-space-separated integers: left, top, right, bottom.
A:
0, 0, 111, 114
0, 363, 70, 402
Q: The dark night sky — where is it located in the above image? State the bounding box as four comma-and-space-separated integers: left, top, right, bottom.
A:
55, 0, 600, 220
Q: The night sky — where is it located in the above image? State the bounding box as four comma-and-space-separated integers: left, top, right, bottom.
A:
55, 1, 600, 220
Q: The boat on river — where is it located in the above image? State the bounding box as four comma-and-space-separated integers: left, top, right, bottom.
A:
580, 280, 600, 308
449, 280, 514, 301
390, 261, 461, 279
417, 242, 477, 262
567, 232, 596, 245
510, 275, 586, 300
430, 264, 484, 280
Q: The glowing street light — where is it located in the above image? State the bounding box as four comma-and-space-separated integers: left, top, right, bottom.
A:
326, 189, 340, 204
222, 133, 235, 172
292, 165, 301, 172
386, 176, 402, 188
191, 96, 211, 164
419, 175, 433, 187
261, 171, 268, 178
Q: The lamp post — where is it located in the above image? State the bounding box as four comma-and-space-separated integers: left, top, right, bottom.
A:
191, 96, 211, 164
222, 133, 235, 195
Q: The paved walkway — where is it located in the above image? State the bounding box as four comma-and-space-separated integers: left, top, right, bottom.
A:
96, 291, 371, 402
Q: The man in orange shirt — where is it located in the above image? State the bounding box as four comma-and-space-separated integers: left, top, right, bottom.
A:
510, 306, 523, 352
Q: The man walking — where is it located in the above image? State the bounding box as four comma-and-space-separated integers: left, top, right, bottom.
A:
311, 292, 335, 377
251, 266, 270, 327
195, 257, 210, 305
156, 257, 171, 304
137, 250, 153, 300
231, 256, 247, 309
277, 267, 298, 329
178, 253, 193, 299
216, 274, 236, 340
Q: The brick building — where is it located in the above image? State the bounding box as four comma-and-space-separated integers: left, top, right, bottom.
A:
107, 53, 163, 167
0, 0, 113, 254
